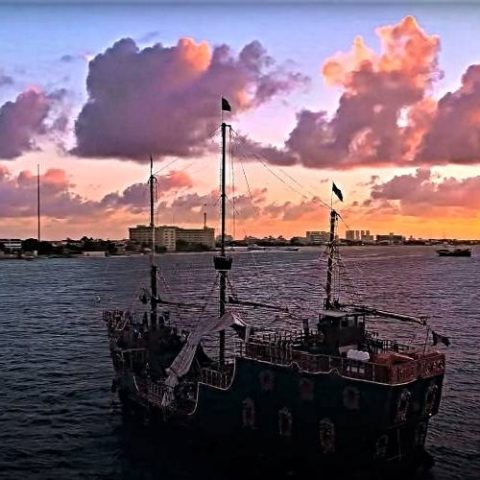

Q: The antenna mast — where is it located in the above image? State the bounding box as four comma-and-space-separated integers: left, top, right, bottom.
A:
149, 155, 159, 328
37, 164, 41, 242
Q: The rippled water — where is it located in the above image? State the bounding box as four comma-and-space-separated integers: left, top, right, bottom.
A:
1, 246, 479, 480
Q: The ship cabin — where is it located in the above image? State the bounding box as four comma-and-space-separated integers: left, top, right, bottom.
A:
317, 309, 366, 356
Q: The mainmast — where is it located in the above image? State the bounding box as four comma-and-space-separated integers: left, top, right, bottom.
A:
149, 155, 159, 328
214, 121, 233, 366
325, 209, 338, 309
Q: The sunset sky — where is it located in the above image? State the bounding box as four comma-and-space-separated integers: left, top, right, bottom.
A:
1, 1, 480, 240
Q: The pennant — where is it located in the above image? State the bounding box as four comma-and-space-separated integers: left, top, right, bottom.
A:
332, 182, 343, 202
221, 97, 232, 112
432, 330, 450, 347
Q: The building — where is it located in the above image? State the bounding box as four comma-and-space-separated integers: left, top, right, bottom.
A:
158, 227, 177, 252
376, 233, 405, 244
345, 230, 355, 241
361, 230, 375, 242
0, 239, 22, 251
176, 227, 215, 249
306, 231, 329, 244
129, 225, 215, 251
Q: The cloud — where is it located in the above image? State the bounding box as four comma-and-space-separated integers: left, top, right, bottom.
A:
369, 168, 480, 216
0, 87, 69, 159
0, 165, 194, 222
101, 170, 193, 213
0, 166, 98, 218
417, 64, 480, 164
73, 37, 306, 160
59, 54, 76, 63
238, 16, 448, 170
263, 196, 328, 221
0, 71, 14, 87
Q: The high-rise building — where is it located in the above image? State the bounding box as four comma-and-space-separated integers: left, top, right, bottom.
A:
306, 231, 329, 244
176, 227, 215, 249
129, 225, 215, 251
345, 230, 355, 241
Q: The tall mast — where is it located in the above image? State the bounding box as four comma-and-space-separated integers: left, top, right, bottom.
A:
37, 164, 41, 242
219, 122, 227, 365
325, 209, 338, 309
149, 155, 159, 328
214, 121, 233, 366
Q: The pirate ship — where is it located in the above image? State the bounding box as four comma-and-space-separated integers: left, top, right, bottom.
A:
103, 103, 447, 476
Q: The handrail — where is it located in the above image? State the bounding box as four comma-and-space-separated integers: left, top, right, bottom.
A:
241, 341, 445, 385
200, 367, 233, 389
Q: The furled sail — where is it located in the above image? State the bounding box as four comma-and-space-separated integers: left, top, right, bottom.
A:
161, 311, 248, 406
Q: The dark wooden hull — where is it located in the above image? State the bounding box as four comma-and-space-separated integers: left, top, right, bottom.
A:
115, 357, 443, 477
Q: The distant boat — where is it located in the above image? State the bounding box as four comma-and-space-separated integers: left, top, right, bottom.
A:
285, 246, 299, 251
436, 247, 472, 257
247, 243, 266, 251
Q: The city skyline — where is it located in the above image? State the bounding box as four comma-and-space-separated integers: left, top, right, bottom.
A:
1, 3, 480, 239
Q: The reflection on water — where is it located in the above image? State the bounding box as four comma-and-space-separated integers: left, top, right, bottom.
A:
0, 246, 478, 480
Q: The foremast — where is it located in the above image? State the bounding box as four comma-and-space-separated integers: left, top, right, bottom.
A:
214, 121, 233, 366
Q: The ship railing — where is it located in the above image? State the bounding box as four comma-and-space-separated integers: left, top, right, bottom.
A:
241, 341, 445, 384
365, 335, 418, 354
247, 329, 307, 345
200, 365, 234, 389
134, 377, 166, 407
243, 341, 293, 365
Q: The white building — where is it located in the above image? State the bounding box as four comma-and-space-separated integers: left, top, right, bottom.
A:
0, 239, 22, 251
306, 231, 329, 244
129, 225, 215, 251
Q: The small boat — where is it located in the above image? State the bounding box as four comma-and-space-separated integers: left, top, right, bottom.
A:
285, 246, 299, 251
436, 247, 471, 257
247, 243, 266, 251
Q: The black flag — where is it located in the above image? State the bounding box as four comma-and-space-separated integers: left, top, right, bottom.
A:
432, 330, 450, 347
221, 97, 232, 112
332, 182, 343, 202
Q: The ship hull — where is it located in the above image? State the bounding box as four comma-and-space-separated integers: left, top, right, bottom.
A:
113, 356, 443, 477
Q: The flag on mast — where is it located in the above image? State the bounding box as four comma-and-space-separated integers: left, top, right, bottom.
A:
432, 330, 450, 347
221, 97, 232, 112
332, 182, 343, 202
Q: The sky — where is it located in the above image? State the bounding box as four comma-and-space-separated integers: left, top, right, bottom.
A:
1, 1, 480, 240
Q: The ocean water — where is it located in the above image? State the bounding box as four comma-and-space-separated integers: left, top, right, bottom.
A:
0, 246, 479, 480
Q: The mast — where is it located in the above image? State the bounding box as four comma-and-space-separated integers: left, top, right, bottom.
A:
37, 164, 41, 242
325, 209, 338, 309
219, 122, 227, 365
214, 121, 233, 366
149, 155, 159, 328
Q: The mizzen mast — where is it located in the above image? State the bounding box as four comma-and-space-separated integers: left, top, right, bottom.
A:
149, 155, 160, 328
325, 209, 338, 310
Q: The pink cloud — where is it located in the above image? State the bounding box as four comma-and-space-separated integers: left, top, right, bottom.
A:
73, 37, 306, 160
417, 64, 480, 164
0, 87, 69, 159
369, 168, 480, 216
0, 166, 195, 220
0, 166, 96, 218
101, 170, 193, 213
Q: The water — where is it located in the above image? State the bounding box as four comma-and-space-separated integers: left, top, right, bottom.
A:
0, 246, 479, 480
